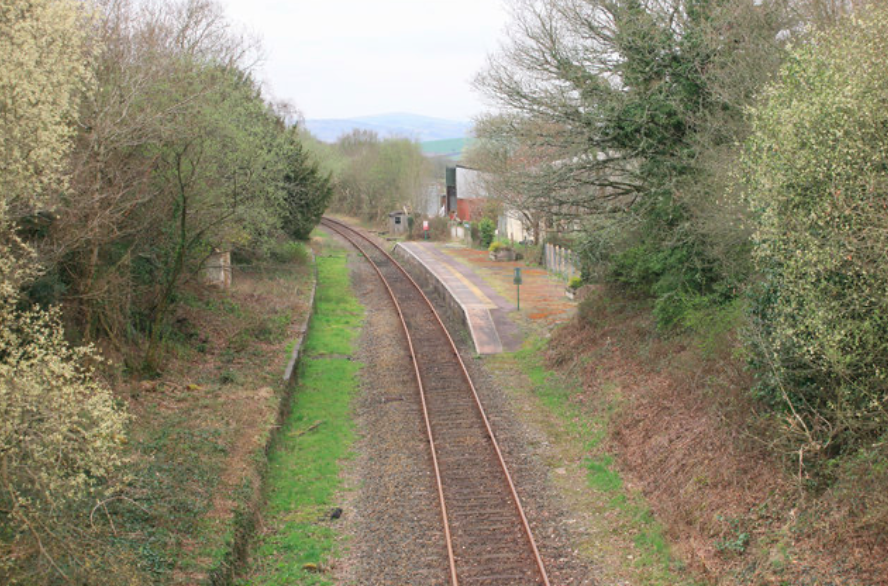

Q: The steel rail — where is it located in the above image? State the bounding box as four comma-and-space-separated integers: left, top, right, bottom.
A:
319, 219, 459, 585
320, 217, 551, 586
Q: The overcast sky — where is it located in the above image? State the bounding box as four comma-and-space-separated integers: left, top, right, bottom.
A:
221, 0, 511, 122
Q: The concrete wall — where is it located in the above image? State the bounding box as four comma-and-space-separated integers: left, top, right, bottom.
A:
419, 183, 444, 217
388, 213, 407, 234
498, 207, 529, 243
450, 223, 467, 241
544, 243, 579, 281
203, 251, 231, 289
391, 244, 472, 343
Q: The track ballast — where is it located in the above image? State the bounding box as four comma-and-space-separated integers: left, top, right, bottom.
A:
320, 217, 550, 586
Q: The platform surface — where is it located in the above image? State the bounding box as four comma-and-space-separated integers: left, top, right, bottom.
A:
398, 242, 523, 354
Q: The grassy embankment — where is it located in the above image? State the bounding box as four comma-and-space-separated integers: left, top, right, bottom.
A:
489, 336, 696, 586
494, 285, 885, 584
237, 231, 363, 585
97, 242, 315, 584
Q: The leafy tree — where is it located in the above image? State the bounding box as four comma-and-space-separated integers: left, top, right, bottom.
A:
142, 63, 287, 369
0, 281, 129, 583
328, 130, 432, 223
1, 0, 349, 578
463, 115, 556, 243
280, 128, 333, 240
475, 0, 792, 327
52, 0, 207, 343
330, 129, 381, 219
0, 0, 93, 214
35, 0, 297, 370
743, 5, 888, 462
479, 217, 496, 249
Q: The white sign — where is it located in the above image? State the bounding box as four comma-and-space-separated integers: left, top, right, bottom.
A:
423, 220, 430, 231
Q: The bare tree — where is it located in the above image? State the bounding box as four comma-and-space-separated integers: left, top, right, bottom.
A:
474, 0, 795, 225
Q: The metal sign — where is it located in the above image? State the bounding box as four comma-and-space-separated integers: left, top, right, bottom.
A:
423, 220, 429, 231
514, 268, 522, 310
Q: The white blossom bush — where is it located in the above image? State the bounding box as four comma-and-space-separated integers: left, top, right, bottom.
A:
0, 248, 129, 579
743, 8, 888, 465
0, 0, 93, 214
1, 0, 129, 579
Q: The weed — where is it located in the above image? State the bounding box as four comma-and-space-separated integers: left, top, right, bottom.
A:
219, 369, 240, 384
103, 260, 314, 581
250, 312, 292, 343
270, 240, 310, 265
680, 298, 744, 359
585, 455, 622, 493
715, 515, 750, 554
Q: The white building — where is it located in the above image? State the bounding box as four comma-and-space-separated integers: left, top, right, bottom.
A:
497, 206, 532, 243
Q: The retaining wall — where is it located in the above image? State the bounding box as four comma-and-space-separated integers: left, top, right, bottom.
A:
391, 243, 474, 349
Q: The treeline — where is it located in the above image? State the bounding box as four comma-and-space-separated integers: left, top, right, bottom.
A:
1, 0, 329, 580
303, 129, 435, 223
472, 0, 887, 483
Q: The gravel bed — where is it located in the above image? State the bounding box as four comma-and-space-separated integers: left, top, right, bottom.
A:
454, 340, 599, 586
334, 241, 450, 586
403, 251, 601, 586
333, 230, 599, 585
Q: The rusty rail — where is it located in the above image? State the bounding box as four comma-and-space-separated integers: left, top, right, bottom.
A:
320, 217, 551, 586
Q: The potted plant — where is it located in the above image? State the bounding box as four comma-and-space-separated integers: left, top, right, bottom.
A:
488, 240, 516, 261
565, 276, 582, 300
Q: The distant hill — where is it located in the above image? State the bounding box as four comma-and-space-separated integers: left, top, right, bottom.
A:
420, 137, 476, 161
304, 113, 472, 144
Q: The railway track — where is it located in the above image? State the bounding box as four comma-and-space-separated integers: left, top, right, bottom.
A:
320, 217, 550, 586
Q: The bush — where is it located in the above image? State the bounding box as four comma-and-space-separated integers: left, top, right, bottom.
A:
742, 7, 888, 463
281, 132, 333, 241
478, 218, 496, 249
521, 242, 543, 266
576, 219, 616, 282
610, 240, 729, 331
269, 240, 309, 265
568, 276, 582, 290
0, 282, 129, 581
411, 216, 449, 241
488, 240, 510, 253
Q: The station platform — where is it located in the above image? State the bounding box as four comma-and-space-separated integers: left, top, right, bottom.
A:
394, 242, 523, 355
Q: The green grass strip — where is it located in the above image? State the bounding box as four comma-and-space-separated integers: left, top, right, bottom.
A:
502, 338, 692, 585
240, 235, 363, 585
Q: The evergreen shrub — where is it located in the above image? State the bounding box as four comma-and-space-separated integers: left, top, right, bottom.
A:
743, 8, 888, 463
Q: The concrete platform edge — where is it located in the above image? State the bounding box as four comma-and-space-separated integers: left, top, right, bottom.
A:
283, 250, 318, 383
393, 243, 501, 355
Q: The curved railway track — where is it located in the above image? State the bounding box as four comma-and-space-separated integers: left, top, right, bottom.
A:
320, 217, 550, 586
